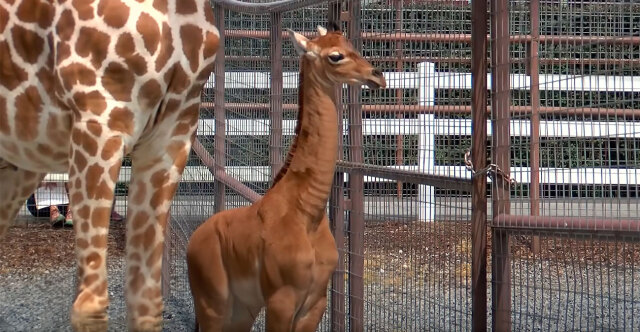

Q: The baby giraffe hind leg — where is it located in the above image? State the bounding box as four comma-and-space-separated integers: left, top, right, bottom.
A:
0, 164, 46, 238
187, 224, 230, 332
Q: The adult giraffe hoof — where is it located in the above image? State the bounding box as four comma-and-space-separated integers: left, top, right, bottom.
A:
70, 311, 108, 332
128, 316, 163, 332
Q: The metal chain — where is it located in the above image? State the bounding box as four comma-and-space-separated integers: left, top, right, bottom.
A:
464, 150, 517, 186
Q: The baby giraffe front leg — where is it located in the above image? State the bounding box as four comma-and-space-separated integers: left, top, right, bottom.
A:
68, 121, 125, 332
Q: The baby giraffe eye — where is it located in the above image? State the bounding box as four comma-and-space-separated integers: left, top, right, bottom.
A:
328, 53, 344, 64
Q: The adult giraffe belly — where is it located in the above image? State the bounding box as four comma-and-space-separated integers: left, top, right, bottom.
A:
0, 101, 73, 173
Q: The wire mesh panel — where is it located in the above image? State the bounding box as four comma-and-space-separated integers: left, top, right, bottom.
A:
489, 0, 640, 330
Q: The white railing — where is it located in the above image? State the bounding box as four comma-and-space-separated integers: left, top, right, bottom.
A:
44, 63, 640, 221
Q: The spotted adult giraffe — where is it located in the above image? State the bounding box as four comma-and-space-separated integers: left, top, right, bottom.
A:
187, 24, 386, 331
0, 0, 220, 331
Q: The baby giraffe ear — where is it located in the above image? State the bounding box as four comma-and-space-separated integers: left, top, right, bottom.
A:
286, 28, 310, 56
317, 25, 327, 36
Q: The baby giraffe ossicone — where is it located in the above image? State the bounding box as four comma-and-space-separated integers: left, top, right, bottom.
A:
186, 24, 386, 331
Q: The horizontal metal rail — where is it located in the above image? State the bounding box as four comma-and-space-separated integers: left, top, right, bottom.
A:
336, 161, 472, 191
493, 214, 640, 237
225, 29, 640, 45
212, 0, 326, 14
224, 55, 640, 66
202, 103, 639, 117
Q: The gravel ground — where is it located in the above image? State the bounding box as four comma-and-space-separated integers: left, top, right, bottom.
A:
2, 219, 640, 331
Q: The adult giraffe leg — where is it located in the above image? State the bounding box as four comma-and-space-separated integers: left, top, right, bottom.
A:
124, 117, 196, 331
0, 164, 46, 238
68, 121, 125, 332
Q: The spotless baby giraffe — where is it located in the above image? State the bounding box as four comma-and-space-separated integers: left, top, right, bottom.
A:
187, 24, 386, 331
0, 0, 220, 331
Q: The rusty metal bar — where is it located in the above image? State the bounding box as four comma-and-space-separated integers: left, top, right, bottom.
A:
212, 0, 326, 14
490, 0, 512, 330
335, 161, 471, 191
470, 0, 488, 328
213, 5, 226, 213
201, 103, 638, 118
529, 0, 541, 255
493, 214, 640, 235
225, 29, 640, 45
347, 2, 364, 330
192, 139, 263, 203
269, 12, 284, 185
328, 2, 346, 331
393, 0, 404, 199
224, 55, 640, 66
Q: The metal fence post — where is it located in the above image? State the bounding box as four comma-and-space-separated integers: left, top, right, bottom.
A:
328, 2, 346, 331
470, 0, 488, 329
491, 0, 512, 330
347, 1, 364, 331
528, 0, 541, 255
214, 4, 226, 213
270, 12, 284, 184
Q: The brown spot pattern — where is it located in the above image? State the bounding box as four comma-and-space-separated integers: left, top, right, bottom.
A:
91, 234, 108, 248
171, 123, 191, 137
85, 252, 102, 269
150, 169, 169, 189
56, 9, 75, 41
142, 225, 156, 251
155, 23, 173, 71
131, 180, 146, 205
115, 33, 147, 76
179, 24, 203, 73
165, 64, 190, 94
203, 30, 220, 59
91, 207, 112, 228
76, 27, 110, 69
176, 0, 197, 15
73, 148, 88, 172
86, 119, 103, 137
11, 25, 45, 64
128, 266, 144, 292
77, 238, 89, 249
72, 0, 95, 20
0, 6, 9, 33
107, 107, 134, 135
14, 87, 42, 141
78, 205, 91, 220
136, 13, 160, 55
72, 128, 99, 157
131, 211, 149, 231
0, 96, 9, 134
59, 63, 97, 90
102, 62, 134, 101
0, 41, 28, 90
101, 136, 122, 161
16, 0, 53, 28
139, 79, 163, 109
97, 0, 130, 28
152, 0, 167, 13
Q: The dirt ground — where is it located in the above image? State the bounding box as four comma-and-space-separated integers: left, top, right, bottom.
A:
0, 219, 126, 274
1, 218, 638, 275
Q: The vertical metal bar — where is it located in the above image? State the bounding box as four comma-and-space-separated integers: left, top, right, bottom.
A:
393, 0, 404, 198
269, 12, 284, 184
347, 1, 364, 331
529, 0, 541, 255
471, 0, 488, 329
491, 0, 512, 330
328, 3, 346, 331
213, 5, 226, 213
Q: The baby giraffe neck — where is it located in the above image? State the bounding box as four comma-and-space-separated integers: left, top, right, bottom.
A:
274, 59, 339, 222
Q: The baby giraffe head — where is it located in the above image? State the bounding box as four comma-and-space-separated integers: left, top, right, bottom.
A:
287, 23, 387, 89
